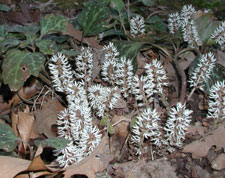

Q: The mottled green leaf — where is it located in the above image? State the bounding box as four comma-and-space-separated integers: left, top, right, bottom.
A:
2, 50, 45, 91
78, 2, 111, 36
100, 116, 109, 126
195, 13, 221, 44
110, 0, 125, 13
108, 124, 115, 135
101, 29, 125, 38
114, 41, 146, 72
35, 137, 70, 149
61, 50, 80, 57
40, 14, 67, 37
0, 3, 11, 12
0, 26, 6, 40
0, 124, 18, 152
140, 0, 155, 6
36, 39, 58, 55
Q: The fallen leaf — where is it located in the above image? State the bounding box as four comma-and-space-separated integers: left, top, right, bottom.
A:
63, 22, 102, 49
63, 136, 113, 178
0, 156, 30, 178
183, 126, 225, 159
15, 145, 60, 178
211, 153, 225, 170
34, 98, 64, 138
17, 106, 35, 154
109, 158, 178, 178
112, 115, 130, 139
187, 123, 207, 137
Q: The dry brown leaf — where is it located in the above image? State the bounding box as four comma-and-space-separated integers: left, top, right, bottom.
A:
63, 22, 102, 49
0, 156, 30, 178
34, 98, 64, 138
8, 77, 41, 108
187, 123, 207, 137
15, 145, 60, 178
63, 136, 113, 178
112, 115, 130, 139
17, 106, 35, 151
183, 126, 225, 159
110, 158, 178, 178
211, 153, 225, 170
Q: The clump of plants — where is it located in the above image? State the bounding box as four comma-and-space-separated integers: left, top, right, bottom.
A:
0, 0, 224, 176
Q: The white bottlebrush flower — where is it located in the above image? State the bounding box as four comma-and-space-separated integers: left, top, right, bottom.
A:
131, 75, 155, 107
207, 80, 225, 121
164, 102, 193, 149
130, 15, 145, 37
80, 126, 102, 155
130, 108, 162, 155
168, 12, 181, 34
48, 53, 74, 92
101, 60, 117, 85
180, 4, 196, 21
189, 52, 216, 91
115, 57, 133, 98
181, 19, 202, 48
211, 21, 225, 46
65, 80, 86, 99
88, 84, 120, 117
57, 109, 73, 140
75, 47, 93, 83
145, 59, 168, 95
103, 42, 119, 62
54, 141, 85, 167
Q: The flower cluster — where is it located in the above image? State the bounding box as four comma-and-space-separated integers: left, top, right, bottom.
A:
75, 47, 93, 84
48, 53, 74, 92
164, 102, 193, 149
130, 102, 193, 155
101, 42, 119, 85
130, 108, 162, 155
189, 52, 216, 91
49, 53, 102, 167
130, 15, 145, 37
168, 4, 225, 48
211, 21, 225, 46
168, 12, 181, 34
88, 84, 120, 117
207, 80, 225, 122
145, 59, 168, 95
168, 4, 202, 48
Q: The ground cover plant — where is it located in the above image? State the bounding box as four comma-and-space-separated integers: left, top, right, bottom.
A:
0, 0, 224, 177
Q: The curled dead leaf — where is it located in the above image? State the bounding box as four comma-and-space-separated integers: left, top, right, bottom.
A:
183, 126, 225, 159
211, 153, 225, 170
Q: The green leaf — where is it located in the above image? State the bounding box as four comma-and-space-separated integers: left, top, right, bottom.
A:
100, 116, 109, 126
2, 50, 45, 91
130, 117, 138, 128
114, 41, 146, 72
0, 3, 11, 12
34, 137, 70, 149
61, 50, 80, 57
40, 14, 68, 37
0, 124, 18, 152
110, 0, 125, 13
101, 29, 125, 38
194, 13, 221, 44
36, 39, 58, 55
78, 2, 111, 36
203, 64, 225, 93
108, 124, 115, 135
140, 0, 155, 6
